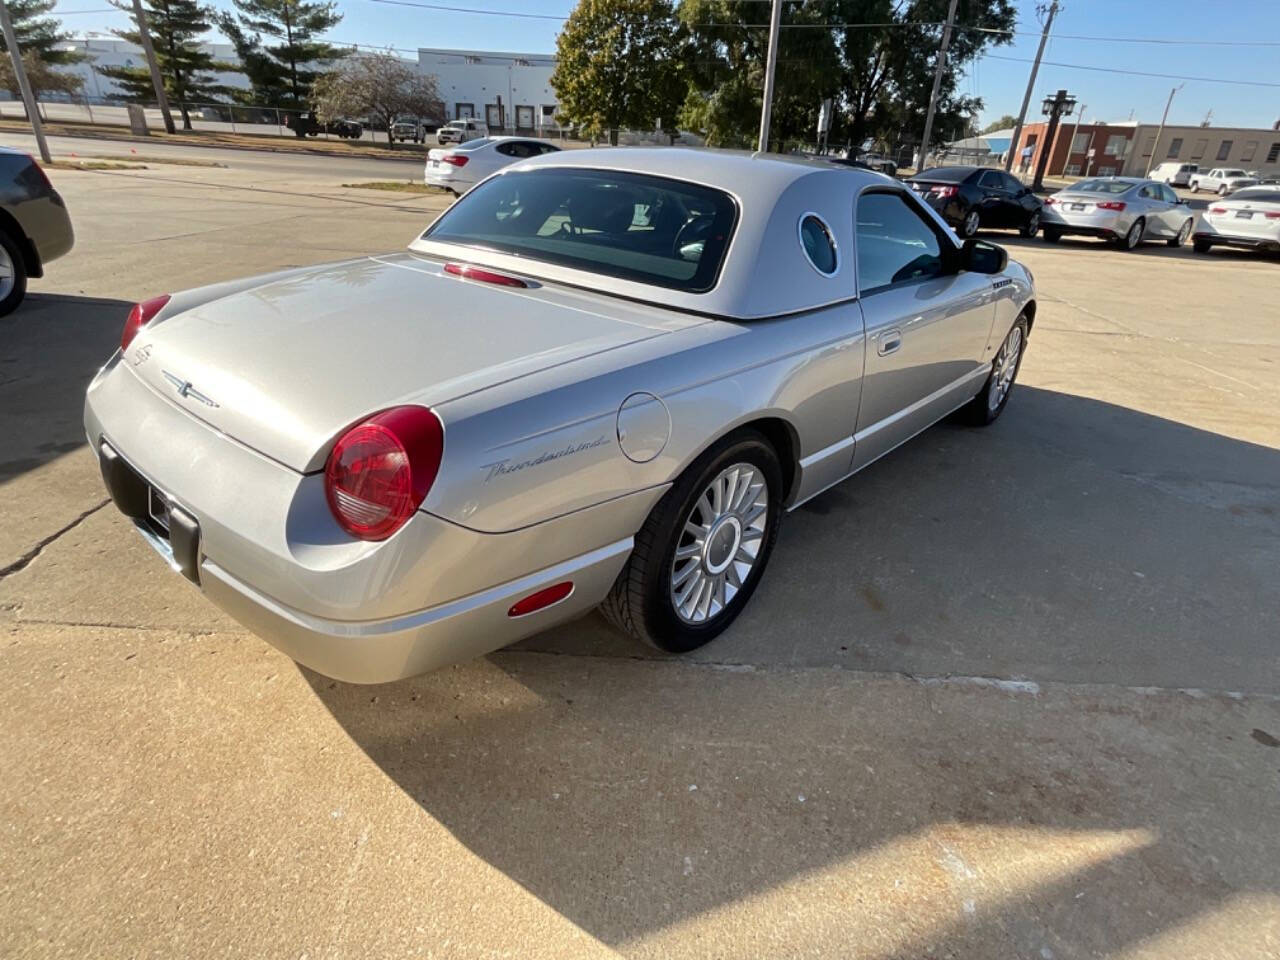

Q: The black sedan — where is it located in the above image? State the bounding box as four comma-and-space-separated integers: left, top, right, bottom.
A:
907, 166, 1043, 239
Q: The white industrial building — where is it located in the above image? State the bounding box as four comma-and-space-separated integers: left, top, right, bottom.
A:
416, 47, 558, 131
56, 36, 249, 101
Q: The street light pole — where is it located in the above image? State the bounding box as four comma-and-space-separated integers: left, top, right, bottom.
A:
1005, 0, 1058, 172
918, 0, 960, 172
0, 0, 51, 163
757, 0, 782, 153
130, 0, 175, 134
1145, 84, 1183, 177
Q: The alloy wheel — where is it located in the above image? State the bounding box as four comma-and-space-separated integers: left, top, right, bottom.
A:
670, 463, 769, 624
0, 245, 13, 302
1126, 220, 1143, 249
1178, 220, 1192, 245
988, 325, 1023, 412
963, 211, 980, 236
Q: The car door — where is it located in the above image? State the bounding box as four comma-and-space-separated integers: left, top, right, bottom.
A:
1158, 183, 1187, 232
852, 189, 998, 471
976, 170, 1011, 226
1136, 183, 1173, 236
1001, 172, 1036, 225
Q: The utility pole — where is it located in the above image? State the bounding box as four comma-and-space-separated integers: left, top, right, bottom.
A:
130, 0, 175, 134
757, 0, 782, 153
1057, 102, 1085, 177
0, 0, 51, 163
1145, 84, 1182, 176
918, 0, 960, 172
1005, 0, 1058, 173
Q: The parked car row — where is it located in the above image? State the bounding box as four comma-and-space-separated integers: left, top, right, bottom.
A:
424, 136, 560, 194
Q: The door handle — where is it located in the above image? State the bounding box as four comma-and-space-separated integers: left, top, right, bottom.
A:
877, 330, 902, 356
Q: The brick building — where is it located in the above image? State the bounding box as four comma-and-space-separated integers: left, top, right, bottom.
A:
1011, 122, 1136, 178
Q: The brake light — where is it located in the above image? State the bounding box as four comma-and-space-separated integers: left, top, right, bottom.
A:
1044, 197, 1057, 205
930, 185, 957, 198
324, 406, 444, 541
120, 294, 171, 351
1265, 211, 1280, 219
444, 262, 529, 288
442, 154, 469, 167
1210, 207, 1228, 214
1097, 201, 1126, 211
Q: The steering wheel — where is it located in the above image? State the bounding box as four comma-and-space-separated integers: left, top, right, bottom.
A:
673, 214, 715, 258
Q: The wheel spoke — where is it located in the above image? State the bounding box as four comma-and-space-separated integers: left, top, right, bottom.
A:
684, 520, 708, 541
672, 558, 699, 588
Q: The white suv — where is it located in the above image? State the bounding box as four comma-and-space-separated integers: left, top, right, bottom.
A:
437, 119, 489, 145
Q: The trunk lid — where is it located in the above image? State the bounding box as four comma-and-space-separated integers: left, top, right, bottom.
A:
127, 253, 692, 471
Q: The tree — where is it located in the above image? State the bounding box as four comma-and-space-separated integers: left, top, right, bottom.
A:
219, 0, 346, 108
551, 0, 687, 147
980, 113, 1017, 134
98, 0, 230, 129
312, 53, 442, 145
0, 0, 85, 102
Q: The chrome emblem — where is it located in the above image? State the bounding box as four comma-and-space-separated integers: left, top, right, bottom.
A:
162, 370, 219, 408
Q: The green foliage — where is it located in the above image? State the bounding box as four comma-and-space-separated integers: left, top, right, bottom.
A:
980, 113, 1018, 134
679, 0, 1015, 153
98, 0, 231, 129
551, 0, 687, 146
219, 0, 347, 107
0, 49, 82, 101
0, 0, 84, 100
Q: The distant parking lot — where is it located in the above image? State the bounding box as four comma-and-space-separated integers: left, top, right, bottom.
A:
2, 145, 1278, 958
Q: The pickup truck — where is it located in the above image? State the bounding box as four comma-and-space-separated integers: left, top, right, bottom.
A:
285, 113, 363, 140
1189, 167, 1259, 196
390, 118, 423, 143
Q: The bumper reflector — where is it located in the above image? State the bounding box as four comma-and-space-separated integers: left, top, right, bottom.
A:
508, 581, 574, 618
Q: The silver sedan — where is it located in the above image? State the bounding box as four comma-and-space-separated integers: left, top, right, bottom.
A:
1041, 177, 1196, 250
85, 150, 1036, 683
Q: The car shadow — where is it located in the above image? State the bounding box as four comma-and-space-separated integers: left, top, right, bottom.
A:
0, 292, 127, 482
305, 386, 1280, 952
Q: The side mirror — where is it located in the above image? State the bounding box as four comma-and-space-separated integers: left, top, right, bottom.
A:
1177, 197, 1188, 205
961, 238, 1008, 275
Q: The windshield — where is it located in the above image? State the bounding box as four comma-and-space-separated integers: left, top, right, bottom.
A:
1229, 188, 1280, 203
1069, 179, 1133, 194
1223, 169, 1248, 178
423, 168, 738, 293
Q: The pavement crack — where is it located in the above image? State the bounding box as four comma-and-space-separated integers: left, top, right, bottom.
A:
0, 499, 110, 580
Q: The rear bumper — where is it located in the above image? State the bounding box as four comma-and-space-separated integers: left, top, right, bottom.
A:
1193, 232, 1280, 252
1041, 208, 1129, 239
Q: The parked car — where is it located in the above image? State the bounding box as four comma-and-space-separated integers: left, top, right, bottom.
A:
1041, 177, 1195, 250
1149, 161, 1199, 188
85, 149, 1035, 683
437, 119, 488, 145
0, 147, 74, 317
1189, 167, 1258, 196
424, 136, 560, 194
286, 113, 363, 139
390, 117, 424, 143
906, 165, 1043, 238
1192, 186, 1280, 255
858, 153, 898, 176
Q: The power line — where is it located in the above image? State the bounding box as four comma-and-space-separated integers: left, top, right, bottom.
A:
985, 53, 1280, 88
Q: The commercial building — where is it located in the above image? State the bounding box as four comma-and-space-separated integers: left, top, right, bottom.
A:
416, 47, 558, 132
55, 37, 249, 101
1012, 119, 1280, 179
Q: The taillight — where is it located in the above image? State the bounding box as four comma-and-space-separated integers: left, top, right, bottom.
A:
1210, 207, 1228, 214
931, 185, 957, 198
324, 406, 444, 541
1265, 211, 1280, 220
442, 154, 469, 167
121, 294, 171, 351
444, 262, 529, 287
1044, 197, 1057, 205
1097, 201, 1126, 211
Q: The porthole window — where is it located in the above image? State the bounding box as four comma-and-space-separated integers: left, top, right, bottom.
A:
799, 214, 838, 275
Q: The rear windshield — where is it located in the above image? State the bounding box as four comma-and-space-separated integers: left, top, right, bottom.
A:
423, 168, 738, 293
911, 167, 975, 183
1229, 188, 1280, 203
452, 137, 493, 151
1071, 179, 1133, 194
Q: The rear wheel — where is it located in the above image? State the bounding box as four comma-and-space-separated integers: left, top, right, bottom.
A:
1168, 219, 1193, 248
601, 432, 782, 653
959, 209, 981, 238
1190, 181, 1200, 193
1193, 237, 1212, 254
1042, 227, 1062, 244
0, 229, 30, 317
1119, 217, 1145, 251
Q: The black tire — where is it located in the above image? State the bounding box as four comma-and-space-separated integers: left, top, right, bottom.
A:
1020, 211, 1041, 238
600, 431, 783, 653
1168, 218, 1193, 248
0, 228, 30, 317
1193, 237, 1212, 254
958, 208, 981, 238
1190, 181, 1199, 193
959, 316, 1028, 426
1042, 227, 1062, 244
1118, 217, 1145, 251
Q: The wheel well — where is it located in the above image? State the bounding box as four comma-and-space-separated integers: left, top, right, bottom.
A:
0, 208, 40, 278
734, 417, 799, 503
1022, 299, 1037, 335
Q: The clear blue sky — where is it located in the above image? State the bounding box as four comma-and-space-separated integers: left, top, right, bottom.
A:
53, 0, 1280, 129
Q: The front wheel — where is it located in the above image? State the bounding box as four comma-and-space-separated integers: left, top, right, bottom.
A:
1168, 219, 1193, 248
0, 229, 30, 317
601, 432, 782, 653
960, 317, 1028, 426
1190, 182, 1200, 193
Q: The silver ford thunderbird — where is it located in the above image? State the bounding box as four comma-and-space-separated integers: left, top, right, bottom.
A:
85, 149, 1036, 683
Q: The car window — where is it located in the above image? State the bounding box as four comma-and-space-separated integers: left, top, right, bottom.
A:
799, 214, 838, 275
1230, 188, 1280, 203
496, 141, 536, 158
1159, 184, 1179, 204
454, 138, 493, 152
855, 192, 948, 296
979, 171, 1004, 189
424, 168, 737, 293
538, 143, 561, 154
1001, 173, 1024, 193
1138, 185, 1160, 200
1072, 179, 1132, 195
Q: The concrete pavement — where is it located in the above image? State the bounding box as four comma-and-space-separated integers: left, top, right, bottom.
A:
1, 149, 1278, 958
